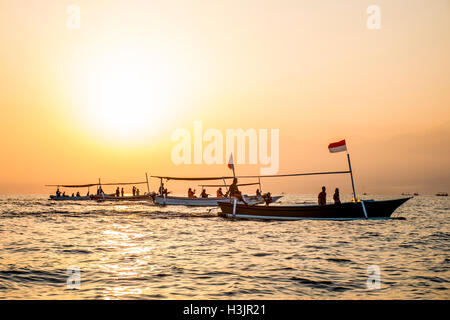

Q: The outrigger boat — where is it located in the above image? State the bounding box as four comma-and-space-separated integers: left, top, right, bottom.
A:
151, 175, 282, 206
218, 140, 411, 220
218, 197, 411, 220
47, 174, 153, 202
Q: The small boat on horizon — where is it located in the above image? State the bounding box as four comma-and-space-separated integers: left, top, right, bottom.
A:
436, 192, 448, 196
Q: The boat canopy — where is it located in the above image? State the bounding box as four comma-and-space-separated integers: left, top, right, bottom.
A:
45, 181, 148, 188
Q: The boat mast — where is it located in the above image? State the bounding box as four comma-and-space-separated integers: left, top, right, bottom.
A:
346, 153, 357, 202
145, 173, 150, 194
258, 177, 262, 194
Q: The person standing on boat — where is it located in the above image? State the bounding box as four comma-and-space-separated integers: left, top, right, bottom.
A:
256, 189, 261, 196
121, 188, 124, 197
136, 188, 140, 196
132, 186, 136, 196
333, 188, 341, 205
56, 188, 61, 197
217, 187, 224, 197
116, 187, 120, 197
318, 186, 326, 206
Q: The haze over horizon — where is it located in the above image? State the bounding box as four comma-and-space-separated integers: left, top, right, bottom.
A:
0, 0, 449, 195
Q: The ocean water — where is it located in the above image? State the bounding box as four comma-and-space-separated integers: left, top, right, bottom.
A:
0, 194, 448, 299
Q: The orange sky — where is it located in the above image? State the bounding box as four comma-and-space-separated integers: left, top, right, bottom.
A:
0, 0, 449, 195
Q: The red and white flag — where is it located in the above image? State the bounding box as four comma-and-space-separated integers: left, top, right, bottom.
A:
227, 153, 234, 170
328, 140, 347, 153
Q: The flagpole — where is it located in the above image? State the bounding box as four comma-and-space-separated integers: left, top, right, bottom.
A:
347, 152, 357, 202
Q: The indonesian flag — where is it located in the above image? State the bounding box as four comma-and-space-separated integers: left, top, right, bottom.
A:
328, 139, 347, 153
227, 153, 234, 170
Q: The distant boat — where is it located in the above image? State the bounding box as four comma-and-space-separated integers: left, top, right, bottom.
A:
436, 192, 448, 196
46, 174, 152, 202
218, 198, 411, 220
413, 193, 419, 196
401, 192, 412, 196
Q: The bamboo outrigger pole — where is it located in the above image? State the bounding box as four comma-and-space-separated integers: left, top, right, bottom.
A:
145, 173, 150, 194
346, 153, 358, 202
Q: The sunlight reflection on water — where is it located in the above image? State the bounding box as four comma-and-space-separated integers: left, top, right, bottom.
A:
0, 194, 448, 299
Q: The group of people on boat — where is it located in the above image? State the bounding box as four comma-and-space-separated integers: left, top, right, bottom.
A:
115, 187, 125, 197
183, 178, 273, 205
318, 186, 341, 206
132, 186, 141, 196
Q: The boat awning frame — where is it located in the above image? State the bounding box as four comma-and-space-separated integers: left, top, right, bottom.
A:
152, 170, 351, 181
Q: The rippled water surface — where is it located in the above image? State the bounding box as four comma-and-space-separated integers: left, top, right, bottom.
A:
0, 194, 448, 299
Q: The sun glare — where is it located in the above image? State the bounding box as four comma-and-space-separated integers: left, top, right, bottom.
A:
78, 50, 182, 143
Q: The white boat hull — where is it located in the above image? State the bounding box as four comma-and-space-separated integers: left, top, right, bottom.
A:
153, 195, 282, 206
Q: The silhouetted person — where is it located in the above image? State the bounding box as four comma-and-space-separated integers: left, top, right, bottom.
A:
132, 186, 136, 196
217, 187, 224, 197
256, 189, 261, 196
263, 192, 272, 206
318, 186, 326, 206
333, 188, 341, 205
121, 188, 124, 197
76, 192, 80, 197
225, 178, 247, 205
188, 188, 196, 198
116, 187, 120, 197
201, 189, 209, 198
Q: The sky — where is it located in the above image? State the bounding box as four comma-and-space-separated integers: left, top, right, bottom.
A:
0, 0, 449, 195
